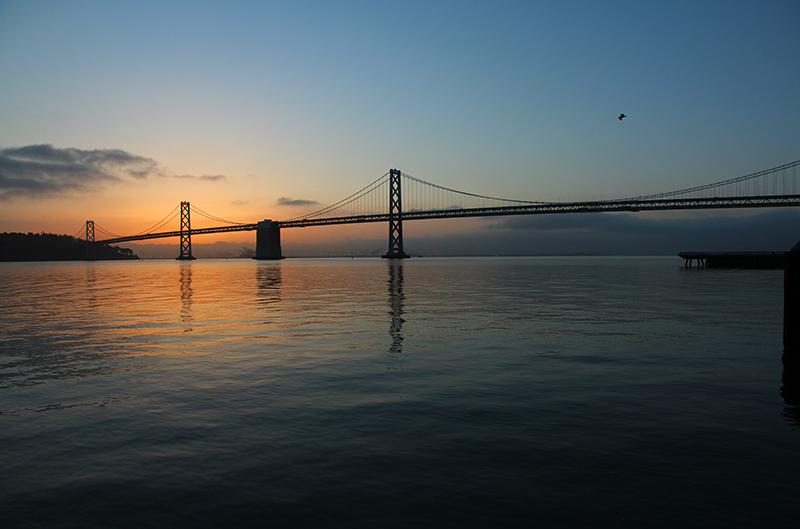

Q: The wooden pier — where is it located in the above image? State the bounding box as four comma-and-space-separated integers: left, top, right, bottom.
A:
678, 251, 786, 269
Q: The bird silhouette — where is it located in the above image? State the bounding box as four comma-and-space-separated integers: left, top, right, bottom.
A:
618, 114, 627, 120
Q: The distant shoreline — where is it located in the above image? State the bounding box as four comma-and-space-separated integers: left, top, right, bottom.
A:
0, 232, 139, 262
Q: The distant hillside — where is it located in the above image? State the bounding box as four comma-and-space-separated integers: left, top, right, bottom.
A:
0, 232, 139, 261
126, 240, 256, 259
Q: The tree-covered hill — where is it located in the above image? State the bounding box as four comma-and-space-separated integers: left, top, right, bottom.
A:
0, 232, 139, 261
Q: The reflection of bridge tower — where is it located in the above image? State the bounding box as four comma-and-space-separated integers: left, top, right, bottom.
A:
387, 263, 405, 360
176, 201, 196, 260
382, 169, 410, 259
179, 264, 193, 331
85, 220, 96, 261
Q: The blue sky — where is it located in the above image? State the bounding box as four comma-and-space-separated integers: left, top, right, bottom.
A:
1, 0, 799, 253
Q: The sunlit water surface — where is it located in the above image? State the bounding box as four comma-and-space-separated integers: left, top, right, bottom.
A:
1, 257, 798, 527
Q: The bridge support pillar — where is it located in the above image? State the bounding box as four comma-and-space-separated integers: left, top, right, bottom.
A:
254, 220, 283, 260
382, 168, 410, 259
176, 201, 196, 260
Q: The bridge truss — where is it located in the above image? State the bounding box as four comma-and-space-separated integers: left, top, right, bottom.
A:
83, 158, 800, 258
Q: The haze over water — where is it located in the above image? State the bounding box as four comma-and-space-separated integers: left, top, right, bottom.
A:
1, 257, 797, 527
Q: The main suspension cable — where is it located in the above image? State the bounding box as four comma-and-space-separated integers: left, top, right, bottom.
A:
401, 172, 548, 205
95, 224, 122, 239
132, 205, 181, 235
634, 159, 800, 200
190, 205, 246, 225
284, 172, 390, 221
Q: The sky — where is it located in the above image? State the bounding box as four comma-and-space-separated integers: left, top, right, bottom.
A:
1, 0, 799, 256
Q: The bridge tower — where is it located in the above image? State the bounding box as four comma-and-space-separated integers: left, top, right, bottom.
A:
85, 220, 96, 261
382, 169, 410, 259
176, 201, 196, 260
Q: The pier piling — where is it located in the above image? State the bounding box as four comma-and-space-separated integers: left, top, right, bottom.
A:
785, 241, 800, 360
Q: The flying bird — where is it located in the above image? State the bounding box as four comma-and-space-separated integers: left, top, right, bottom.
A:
618, 113, 627, 120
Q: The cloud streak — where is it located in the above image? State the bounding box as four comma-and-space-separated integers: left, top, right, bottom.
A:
277, 197, 320, 207
172, 174, 227, 181
486, 210, 800, 238
0, 144, 159, 200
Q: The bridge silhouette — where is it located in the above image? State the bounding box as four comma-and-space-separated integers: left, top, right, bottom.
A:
81, 159, 800, 260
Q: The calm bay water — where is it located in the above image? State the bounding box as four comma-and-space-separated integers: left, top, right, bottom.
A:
1, 256, 797, 527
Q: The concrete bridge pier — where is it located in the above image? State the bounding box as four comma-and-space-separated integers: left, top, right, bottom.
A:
254, 220, 284, 260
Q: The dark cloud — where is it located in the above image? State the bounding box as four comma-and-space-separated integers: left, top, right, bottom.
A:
231, 200, 249, 206
486, 212, 674, 237
0, 144, 159, 200
277, 197, 320, 207
172, 174, 227, 181
436, 209, 800, 255
487, 210, 800, 239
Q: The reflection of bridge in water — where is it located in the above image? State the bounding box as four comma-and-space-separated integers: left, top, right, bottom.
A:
164, 255, 800, 422
80, 159, 800, 260
387, 264, 405, 363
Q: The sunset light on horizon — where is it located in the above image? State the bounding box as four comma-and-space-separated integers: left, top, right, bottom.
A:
2, 1, 799, 255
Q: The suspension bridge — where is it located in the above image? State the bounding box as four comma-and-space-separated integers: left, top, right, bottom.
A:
78, 159, 800, 260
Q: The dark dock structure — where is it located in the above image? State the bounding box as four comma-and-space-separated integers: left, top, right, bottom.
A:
677, 241, 800, 390
679, 251, 786, 269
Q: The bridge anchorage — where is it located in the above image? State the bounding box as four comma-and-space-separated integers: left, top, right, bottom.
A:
254, 220, 283, 260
